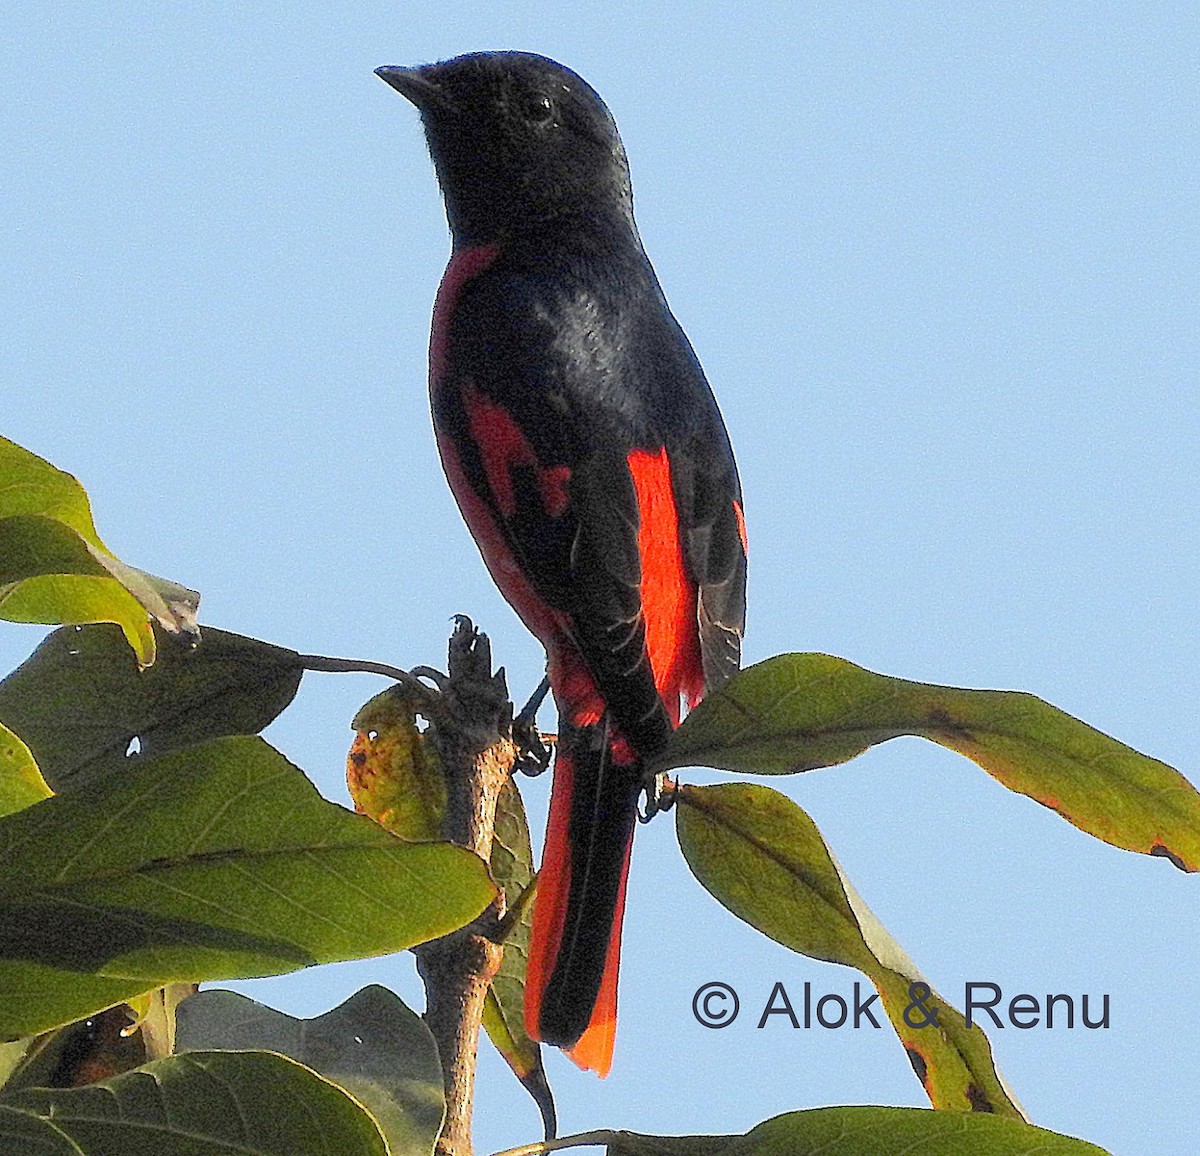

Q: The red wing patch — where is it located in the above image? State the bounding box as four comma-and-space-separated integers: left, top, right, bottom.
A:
434, 430, 571, 647
539, 464, 572, 517
627, 447, 704, 723
462, 384, 572, 520
462, 385, 534, 517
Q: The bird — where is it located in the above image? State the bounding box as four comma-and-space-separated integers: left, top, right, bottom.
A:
377, 51, 746, 1077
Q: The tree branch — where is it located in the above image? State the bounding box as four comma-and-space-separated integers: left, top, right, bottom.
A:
414, 617, 517, 1156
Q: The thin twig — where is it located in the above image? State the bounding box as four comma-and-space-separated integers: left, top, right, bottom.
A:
296, 652, 442, 706
488, 1130, 622, 1156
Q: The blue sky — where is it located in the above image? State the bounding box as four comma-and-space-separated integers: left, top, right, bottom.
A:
3, 5, 1197, 1154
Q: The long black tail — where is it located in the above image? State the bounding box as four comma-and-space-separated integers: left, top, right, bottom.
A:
525, 722, 642, 1075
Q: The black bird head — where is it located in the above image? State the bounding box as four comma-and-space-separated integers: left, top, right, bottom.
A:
376, 51, 635, 247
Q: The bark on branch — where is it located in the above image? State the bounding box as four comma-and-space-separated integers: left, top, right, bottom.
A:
415, 617, 518, 1156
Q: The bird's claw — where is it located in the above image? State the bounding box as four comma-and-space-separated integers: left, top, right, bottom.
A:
514, 721, 554, 776
638, 773, 675, 822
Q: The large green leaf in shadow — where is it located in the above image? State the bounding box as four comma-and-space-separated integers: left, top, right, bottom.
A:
600, 1105, 1108, 1155
0, 735, 496, 1038
176, 985, 442, 1156
676, 783, 1021, 1116
664, 653, 1200, 871
0, 1049, 387, 1155
0, 437, 198, 663
0, 623, 303, 791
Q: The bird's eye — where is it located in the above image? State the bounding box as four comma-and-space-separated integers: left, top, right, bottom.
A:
520, 90, 555, 127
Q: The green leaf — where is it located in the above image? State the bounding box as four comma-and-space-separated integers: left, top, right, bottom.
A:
0, 436, 199, 663
347, 685, 448, 840
0, 438, 106, 538
0, 514, 113, 586
176, 985, 443, 1156
0, 1049, 388, 1155
127, 983, 198, 1063
665, 653, 1200, 871
0, 1038, 31, 1089
602, 1106, 1109, 1155
0, 965, 153, 1044
0, 735, 496, 1038
0, 564, 157, 666
0, 623, 304, 792
482, 777, 555, 1137
677, 783, 1021, 1116
0, 720, 50, 818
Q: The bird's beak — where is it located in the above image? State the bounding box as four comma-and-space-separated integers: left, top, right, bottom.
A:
375, 65, 452, 113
